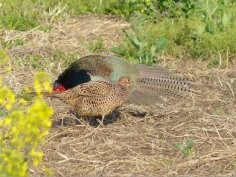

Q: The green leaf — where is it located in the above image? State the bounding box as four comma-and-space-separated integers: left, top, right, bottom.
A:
156, 37, 168, 51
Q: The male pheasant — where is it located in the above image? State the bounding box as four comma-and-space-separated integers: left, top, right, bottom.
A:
47, 76, 134, 125
53, 55, 194, 105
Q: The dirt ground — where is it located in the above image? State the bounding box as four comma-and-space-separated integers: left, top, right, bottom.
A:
1, 15, 236, 176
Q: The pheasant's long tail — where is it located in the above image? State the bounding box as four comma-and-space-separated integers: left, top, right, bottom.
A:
128, 65, 196, 105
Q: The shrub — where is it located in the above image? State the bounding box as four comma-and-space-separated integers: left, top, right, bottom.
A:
0, 51, 54, 177
107, 0, 236, 64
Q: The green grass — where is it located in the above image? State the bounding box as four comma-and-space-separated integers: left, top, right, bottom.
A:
0, 0, 235, 65
1, 39, 25, 49
12, 50, 77, 72
111, 28, 168, 64
0, 0, 41, 31
176, 138, 195, 156
110, 0, 236, 64
88, 38, 106, 53
0, 0, 115, 31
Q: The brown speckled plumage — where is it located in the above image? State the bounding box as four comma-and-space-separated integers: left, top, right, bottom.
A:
48, 76, 133, 124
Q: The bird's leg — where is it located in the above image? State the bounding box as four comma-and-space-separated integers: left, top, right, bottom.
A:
98, 115, 105, 126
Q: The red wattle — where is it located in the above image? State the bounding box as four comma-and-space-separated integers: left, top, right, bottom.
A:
53, 84, 66, 92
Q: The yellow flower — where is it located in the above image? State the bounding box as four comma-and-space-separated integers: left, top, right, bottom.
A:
0, 61, 54, 176
0, 77, 2, 86
29, 150, 43, 166
42, 168, 54, 176
0, 50, 8, 66
24, 86, 32, 93
5, 66, 12, 72
18, 98, 28, 106
0, 87, 16, 110
34, 72, 52, 94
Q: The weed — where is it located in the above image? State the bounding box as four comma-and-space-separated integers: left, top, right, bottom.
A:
176, 138, 195, 156
88, 38, 105, 53
0, 0, 115, 31
37, 24, 53, 32
107, 0, 236, 64
111, 29, 168, 64
0, 0, 40, 31
1, 39, 24, 49
15, 50, 78, 71
104, 0, 157, 20
52, 50, 78, 66
1, 0, 235, 64
112, 14, 236, 63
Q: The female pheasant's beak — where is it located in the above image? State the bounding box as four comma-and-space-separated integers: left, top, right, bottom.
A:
53, 82, 66, 92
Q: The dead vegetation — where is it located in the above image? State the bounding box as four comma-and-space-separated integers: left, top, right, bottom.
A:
1, 15, 236, 176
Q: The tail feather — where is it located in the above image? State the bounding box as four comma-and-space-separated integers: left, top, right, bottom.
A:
129, 89, 169, 105
137, 65, 194, 91
129, 83, 192, 105
128, 65, 195, 105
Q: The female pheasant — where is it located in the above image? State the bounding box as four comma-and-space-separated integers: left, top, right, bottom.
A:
48, 76, 134, 125
53, 55, 194, 105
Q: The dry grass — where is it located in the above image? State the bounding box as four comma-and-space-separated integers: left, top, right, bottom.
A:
1, 15, 129, 57
1, 15, 236, 176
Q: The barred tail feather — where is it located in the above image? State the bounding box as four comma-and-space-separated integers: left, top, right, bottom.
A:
128, 66, 195, 105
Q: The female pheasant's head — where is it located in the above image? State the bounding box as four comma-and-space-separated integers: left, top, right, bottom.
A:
118, 76, 135, 90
